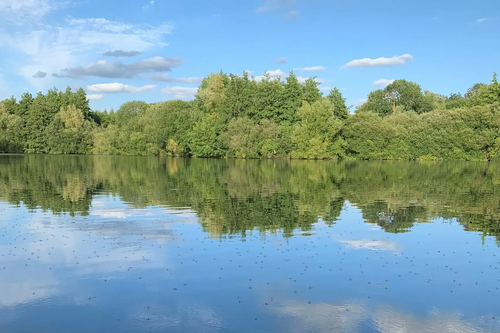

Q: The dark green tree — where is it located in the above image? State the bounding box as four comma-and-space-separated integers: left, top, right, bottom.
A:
356, 90, 393, 117
326, 88, 349, 119
384, 79, 433, 114
302, 77, 322, 105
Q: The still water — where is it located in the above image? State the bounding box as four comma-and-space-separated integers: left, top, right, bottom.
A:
0, 155, 500, 332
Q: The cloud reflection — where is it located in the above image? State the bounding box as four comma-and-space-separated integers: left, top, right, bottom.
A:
340, 239, 402, 252
271, 300, 495, 333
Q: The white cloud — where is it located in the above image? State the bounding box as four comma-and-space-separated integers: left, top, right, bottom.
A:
150, 74, 204, 84
143, 0, 155, 9
340, 54, 413, 69
320, 86, 332, 91
294, 66, 326, 72
372, 79, 394, 88
264, 69, 285, 77
86, 94, 103, 100
54, 56, 182, 79
251, 69, 325, 84
475, 17, 498, 24
0, 17, 173, 88
254, 69, 285, 82
351, 98, 367, 106
277, 57, 288, 64
256, 0, 295, 12
340, 239, 401, 252
87, 83, 157, 94
297, 76, 326, 84
285, 10, 299, 19
162, 86, 198, 100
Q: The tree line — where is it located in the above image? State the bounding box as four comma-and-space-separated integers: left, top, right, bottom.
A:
1, 71, 500, 160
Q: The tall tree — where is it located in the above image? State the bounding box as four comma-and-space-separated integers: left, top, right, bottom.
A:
0, 104, 24, 152
326, 88, 349, 119
465, 83, 487, 100
24, 92, 53, 153
302, 78, 322, 105
384, 79, 432, 114
221, 72, 257, 118
356, 90, 393, 117
280, 71, 303, 124
197, 73, 226, 112
479, 73, 500, 105
252, 74, 283, 123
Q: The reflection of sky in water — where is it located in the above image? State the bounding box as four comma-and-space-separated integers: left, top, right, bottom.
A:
1, 199, 500, 332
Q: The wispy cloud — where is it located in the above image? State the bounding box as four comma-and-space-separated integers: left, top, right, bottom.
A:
103, 50, 142, 57
294, 66, 326, 72
150, 73, 204, 84
277, 57, 288, 64
143, 0, 155, 10
256, 0, 295, 12
474, 17, 498, 24
54, 57, 182, 78
0, 17, 174, 88
0, 0, 64, 23
87, 83, 157, 94
162, 86, 198, 100
341, 54, 413, 69
372, 79, 394, 88
285, 10, 299, 19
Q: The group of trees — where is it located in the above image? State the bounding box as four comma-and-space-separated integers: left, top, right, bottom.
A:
357, 75, 500, 116
1, 71, 500, 160
0, 88, 93, 154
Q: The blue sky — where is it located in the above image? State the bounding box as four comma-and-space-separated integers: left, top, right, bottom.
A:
0, 0, 498, 110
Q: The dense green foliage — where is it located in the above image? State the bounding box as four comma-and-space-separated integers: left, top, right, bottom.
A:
1, 72, 500, 160
1, 155, 499, 243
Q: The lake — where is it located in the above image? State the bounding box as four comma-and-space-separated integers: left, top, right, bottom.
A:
0, 155, 499, 332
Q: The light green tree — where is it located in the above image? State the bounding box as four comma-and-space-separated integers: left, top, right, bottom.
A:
291, 99, 345, 159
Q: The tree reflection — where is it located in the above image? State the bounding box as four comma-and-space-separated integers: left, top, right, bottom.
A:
1, 155, 500, 242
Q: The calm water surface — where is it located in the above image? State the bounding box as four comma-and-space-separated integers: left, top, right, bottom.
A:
1, 155, 500, 332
